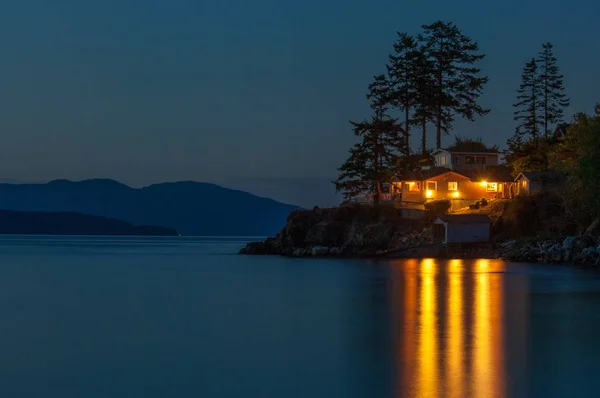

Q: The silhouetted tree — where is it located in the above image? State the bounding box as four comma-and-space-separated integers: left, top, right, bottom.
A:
412, 48, 437, 157
513, 58, 542, 141
418, 21, 490, 149
536, 43, 570, 138
334, 75, 404, 203
386, 32, 420, 156
447, 135, 499, 152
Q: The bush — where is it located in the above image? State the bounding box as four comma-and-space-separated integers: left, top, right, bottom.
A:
425, 199, 451, 216
480, 198, 488, 206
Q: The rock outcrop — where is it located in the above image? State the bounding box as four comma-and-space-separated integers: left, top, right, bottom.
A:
240, 204, 433, 257
497, 235, 600, 266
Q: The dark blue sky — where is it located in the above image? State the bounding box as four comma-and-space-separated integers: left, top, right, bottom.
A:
0, 0, 598, 186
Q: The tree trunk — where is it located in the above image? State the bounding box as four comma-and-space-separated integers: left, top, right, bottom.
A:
421, 118, 427, 157
436, 110, 441, 149
405, 108, 410, 156
374, 181, 381, 205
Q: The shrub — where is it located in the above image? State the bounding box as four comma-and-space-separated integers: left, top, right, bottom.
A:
425, 199, 451, 216
480, 198, 488, 207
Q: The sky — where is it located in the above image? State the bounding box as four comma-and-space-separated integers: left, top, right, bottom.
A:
0, 0, 598, 187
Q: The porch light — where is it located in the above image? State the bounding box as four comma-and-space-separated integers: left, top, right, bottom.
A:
426, 190, 434, 198
453, 191, 460, 198
480, 181, 487, 187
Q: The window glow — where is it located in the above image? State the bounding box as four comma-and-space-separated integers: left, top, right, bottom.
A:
486, 183, 498, 192
448, 181, 458, 191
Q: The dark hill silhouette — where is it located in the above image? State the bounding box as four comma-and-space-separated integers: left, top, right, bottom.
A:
0, 179, 300, 236
0, 209, 177, 236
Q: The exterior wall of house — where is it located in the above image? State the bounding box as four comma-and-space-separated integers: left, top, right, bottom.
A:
515, 177, 532, 195
434, 151, 500, 171
400, 181, 426, 203
400, 171, 509, 204
444, 223, 491, 243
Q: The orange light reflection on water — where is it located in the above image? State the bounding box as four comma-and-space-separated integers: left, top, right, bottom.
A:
395, 259, 508, 398
416, 258, 438, 397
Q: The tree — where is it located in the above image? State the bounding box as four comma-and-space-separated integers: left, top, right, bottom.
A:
537, 43, 570, 138
548, 106, 600, 232
412, 47, 437, 157
447, 135, 499, 152
334, 75, 405, 203
418, 20, 490, 149
513, 58, 543, 141
386, 32, 420, 156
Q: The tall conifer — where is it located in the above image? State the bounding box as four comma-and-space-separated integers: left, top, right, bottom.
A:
386, 32, 420, 156
418, 21, 489, 149
334, 75, 404, 203
513, 58, 542, 140
536, 42, 570, 138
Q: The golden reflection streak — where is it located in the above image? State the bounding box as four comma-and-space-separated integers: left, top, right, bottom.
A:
473, 259, 506, 398
402, 260, 418, 393
416, 259, 437, 398
447, 259, 464, 397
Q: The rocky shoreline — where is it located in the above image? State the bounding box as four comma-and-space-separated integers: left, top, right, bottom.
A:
240, 204, 600, 267
239, 205, 433, 257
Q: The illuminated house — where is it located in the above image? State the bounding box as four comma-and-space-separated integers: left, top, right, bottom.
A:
395, 167, 514, 211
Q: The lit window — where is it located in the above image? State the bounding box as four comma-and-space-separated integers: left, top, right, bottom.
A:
407, 182, 420, 192
486, 182, 498, 192
448, 181, 458, 191
427, 181, 437, 191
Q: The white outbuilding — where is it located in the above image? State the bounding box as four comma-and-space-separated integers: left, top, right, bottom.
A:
433, 214, 492, 244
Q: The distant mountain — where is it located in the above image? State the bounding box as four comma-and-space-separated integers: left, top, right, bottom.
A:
0, 179, 300, 236
213, 177, 342, 208
0, 209, 177, 236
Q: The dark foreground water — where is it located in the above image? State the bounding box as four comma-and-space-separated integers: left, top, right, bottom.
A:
0, 236, 599, 397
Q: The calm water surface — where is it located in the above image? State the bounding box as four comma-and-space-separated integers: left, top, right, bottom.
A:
0, 236, 599, 397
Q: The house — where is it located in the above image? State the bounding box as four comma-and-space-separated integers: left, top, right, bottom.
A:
394, 166, 514, 211
433, 214, 492, 244
431, 148, 501, 172
514, 171, 563, 195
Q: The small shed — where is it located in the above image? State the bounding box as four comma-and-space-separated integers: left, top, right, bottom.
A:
433, 214, 492, 244
514, 171, 562, 195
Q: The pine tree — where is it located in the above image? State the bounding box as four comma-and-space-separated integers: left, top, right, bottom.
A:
536, 42, 570, 138
412, 48, 437, 157
386, 32, 420, 156
513, 58, 542, 141
334, 75, 404, 203
418, 21, 489, 149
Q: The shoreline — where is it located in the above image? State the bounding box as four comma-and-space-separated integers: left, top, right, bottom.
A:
239, 204, 600, 267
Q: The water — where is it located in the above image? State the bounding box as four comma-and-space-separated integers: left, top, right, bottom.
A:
0, 236, 599, 397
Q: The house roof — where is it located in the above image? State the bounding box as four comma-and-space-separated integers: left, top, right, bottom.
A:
435, 214, 492, 224
431, 148, 501, 156
460, 166, 515, 183
393, 167, 452, 182
515, 171, 562, 182
395, 166, 514, 183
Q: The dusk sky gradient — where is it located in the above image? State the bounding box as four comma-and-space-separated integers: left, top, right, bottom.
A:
1, 0, 598, 187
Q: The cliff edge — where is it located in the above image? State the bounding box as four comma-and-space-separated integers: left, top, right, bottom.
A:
240, 204, 432, 257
